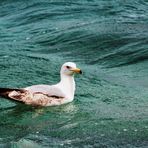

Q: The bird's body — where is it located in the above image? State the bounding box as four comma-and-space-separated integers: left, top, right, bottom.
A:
0, 62, 82, 107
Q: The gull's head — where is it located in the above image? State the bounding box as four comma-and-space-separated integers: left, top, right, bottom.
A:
60, 62, 82, 76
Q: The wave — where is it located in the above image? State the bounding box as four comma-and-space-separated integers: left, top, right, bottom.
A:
0, 0, 147, 68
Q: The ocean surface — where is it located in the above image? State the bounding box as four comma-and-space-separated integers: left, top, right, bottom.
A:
0, 0, 148, 147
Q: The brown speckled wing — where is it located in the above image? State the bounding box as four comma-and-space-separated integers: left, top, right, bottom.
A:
8, 90, 65, 106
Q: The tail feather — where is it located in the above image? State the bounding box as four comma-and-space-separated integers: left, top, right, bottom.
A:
0, 88, 23, 98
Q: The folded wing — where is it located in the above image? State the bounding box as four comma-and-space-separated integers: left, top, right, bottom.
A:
0, 85, 66, 106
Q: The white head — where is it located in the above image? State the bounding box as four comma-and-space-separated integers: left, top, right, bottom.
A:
57, 62, 82, 102
60, 62, 82, 76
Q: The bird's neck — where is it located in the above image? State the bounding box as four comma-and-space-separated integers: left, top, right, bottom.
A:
59, 74, 75, 100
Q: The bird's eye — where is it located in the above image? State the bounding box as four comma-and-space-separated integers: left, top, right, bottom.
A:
66, 66, 70, 69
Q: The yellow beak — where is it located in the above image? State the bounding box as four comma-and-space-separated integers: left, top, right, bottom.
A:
71, 68, 82, 74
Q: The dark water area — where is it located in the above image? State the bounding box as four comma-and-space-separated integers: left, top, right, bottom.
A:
0, 0, 148, 147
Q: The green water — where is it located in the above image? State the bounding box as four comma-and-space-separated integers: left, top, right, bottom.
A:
0, 0, 148, 147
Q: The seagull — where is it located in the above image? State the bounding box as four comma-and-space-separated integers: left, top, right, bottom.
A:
0, 62, 82, 107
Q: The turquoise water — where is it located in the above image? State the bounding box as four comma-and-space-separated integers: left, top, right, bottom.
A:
0, 0, 148, 147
